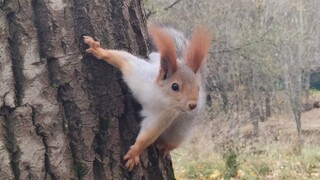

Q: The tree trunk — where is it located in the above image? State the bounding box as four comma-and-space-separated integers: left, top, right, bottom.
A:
265, 91, 271, 119
0, 0, 175, 179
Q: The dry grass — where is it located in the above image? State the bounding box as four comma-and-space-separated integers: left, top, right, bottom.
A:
172, 107, 320, 180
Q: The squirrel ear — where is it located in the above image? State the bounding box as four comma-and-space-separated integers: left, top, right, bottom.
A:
149, 25, 177, 80
185, 27, 212, 73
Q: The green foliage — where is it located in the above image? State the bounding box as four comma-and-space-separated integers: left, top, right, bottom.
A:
250, 159, 271, 176
310, 72, 320, 90
173, 142, 320, 180
224, 149, 239, 179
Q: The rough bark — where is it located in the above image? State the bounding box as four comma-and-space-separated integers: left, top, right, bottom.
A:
0, 0, 175, 179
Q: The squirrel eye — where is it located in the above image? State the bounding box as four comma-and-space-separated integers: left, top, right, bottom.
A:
171, 83, 179, 91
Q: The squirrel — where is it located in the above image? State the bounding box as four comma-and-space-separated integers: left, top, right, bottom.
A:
84, 24, 212, 171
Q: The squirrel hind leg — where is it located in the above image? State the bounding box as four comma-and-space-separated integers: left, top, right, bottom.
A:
155, 138, 178, 157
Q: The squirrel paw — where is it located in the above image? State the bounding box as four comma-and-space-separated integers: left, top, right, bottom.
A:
83, 36, 105, 59
124, 145, 140, 171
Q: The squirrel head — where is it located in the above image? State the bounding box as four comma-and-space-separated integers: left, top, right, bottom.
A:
149, 25, 212, 112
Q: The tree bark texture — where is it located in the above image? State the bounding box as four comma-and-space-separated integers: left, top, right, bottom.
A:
0, 0, 175, 179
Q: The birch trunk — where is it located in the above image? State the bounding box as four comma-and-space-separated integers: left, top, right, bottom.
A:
0, 0, 174, 179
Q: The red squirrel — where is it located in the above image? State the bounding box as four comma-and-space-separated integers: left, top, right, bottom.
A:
84, 24, 212, 171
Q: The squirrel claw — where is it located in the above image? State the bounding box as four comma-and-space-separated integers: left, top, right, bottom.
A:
84, 36, 100, 49
83, 36, 95, 46
124, 145, 140, 171
83, 36, 105, 59
125, 155, 139, 171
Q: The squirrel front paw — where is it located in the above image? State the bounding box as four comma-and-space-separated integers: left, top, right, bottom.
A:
83, 36, 106, 59
124, 145, 141, 171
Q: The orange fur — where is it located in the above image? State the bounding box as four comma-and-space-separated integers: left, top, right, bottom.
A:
83, 36, 131, 74
185, 27, 212, 73
149, 25, 178, 81
124, 122, 170, 170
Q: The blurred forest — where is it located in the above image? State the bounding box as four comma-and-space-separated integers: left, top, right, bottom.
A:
144, 0, 320, 179
145, 0, 320, 136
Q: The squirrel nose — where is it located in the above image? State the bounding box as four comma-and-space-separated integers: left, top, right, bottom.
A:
189, 103, 197, 110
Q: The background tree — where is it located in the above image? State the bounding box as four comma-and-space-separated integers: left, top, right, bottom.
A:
0, 0, 174, 179
144, 0, 320, 137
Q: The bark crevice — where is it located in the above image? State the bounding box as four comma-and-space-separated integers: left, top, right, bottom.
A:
109, 0, 131, 50
1, 106, 20, 180
31, 0, 60, 87
57, 84, 87, 179
30, 105, 57, 180
31, 0, 54, 59
7, 12, 24, 107
5, 11, 25, 179
73, 0, 94, 51
128, 0, 149, 56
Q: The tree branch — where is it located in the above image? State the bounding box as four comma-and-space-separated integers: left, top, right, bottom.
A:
164, 0, 183, 11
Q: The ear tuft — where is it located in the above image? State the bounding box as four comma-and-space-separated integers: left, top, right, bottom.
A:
185, 27, 212, 73
149, 25, 177, 80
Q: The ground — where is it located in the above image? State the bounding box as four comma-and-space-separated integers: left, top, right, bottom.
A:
172, 105, 320, 180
